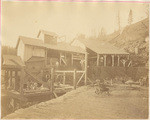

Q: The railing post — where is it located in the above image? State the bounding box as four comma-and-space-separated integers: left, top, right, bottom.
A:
73, 69, 77, 89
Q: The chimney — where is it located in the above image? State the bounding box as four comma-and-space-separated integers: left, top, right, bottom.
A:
37, 30, 58, 45
44, 34, 57, 45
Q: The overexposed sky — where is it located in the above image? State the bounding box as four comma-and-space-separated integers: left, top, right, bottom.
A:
2, 1, 148, 47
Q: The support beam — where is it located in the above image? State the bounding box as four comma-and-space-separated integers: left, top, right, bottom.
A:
50, 68, 54, 92
14, 71, 18, 90
111, 55, 115, 66
10, 71, 12, 88
97, 54, 100, 66
104, 55, 107, 66
20, 68, 25, 95
84, 53, 88, 85
76, 72, 85, 86
117, 55, 120, 66
45, 49, 47, 66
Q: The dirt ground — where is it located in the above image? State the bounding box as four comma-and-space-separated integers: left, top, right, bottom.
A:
3, 84, 149, 119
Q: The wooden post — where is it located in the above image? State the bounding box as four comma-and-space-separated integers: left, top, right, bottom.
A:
84, 53, 88, 85
10, 71, 12, 89
20, 68, 25, 95
51, 68, 55, 92
73, 69, 77, 89
117, 55, 120, 66
97, 54, 99, 66
14, 71, 18, 90
63, 72, 66, 85
5, 70, 8, 90
104, 55, 107, 66
111, 55, 115, 66
45, 49, 47, 66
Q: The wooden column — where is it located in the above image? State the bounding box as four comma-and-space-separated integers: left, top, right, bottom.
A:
73, 69, 77, 89
14, 71, 18, 90
45, 49, 47, 66
59, 53, 61, 65
111, 55, 115, 66
10, 71, 12, 89
117, 55, 120, 66
103, 55, 107, 66
51, 68, 55, 92
97, 54, 100, 66
20, 68, 25, 95
84, 53, 88, 85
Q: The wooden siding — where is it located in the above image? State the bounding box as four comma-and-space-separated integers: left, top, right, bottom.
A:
24, 45, 46, 61
17, 40, 25, 61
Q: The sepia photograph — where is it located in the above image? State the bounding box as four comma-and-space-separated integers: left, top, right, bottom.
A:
1, 0, 149, 119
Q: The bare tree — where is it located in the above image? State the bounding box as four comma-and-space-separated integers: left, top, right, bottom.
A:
128, 9, 133, 25
98, 27, 106, 38
117, 11, 121, 31
144, 4, 149, 18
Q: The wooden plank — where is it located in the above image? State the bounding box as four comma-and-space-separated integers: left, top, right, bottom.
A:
56, 70, 85, 73
76, 72, 85, 86
25, 70, 50, 88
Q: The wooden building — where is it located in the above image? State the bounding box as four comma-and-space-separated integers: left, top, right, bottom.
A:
15, 30, 88, 88
71, 37, 129, 67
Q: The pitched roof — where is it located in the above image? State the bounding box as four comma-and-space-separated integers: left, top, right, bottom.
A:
16, 36, 86, 54
2, 55, 25, 67
37, 29, 58, 38
16, 36, 45, 48
108, 18, 149, 53
78, 38, 128, 55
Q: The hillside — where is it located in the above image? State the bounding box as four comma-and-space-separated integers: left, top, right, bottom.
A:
107, 18, 149, 66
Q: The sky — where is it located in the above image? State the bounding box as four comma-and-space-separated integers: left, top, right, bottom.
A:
2, 1, 148, 47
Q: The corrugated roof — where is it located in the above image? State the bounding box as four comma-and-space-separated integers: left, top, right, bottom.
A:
17, 36, 86, 54
79, 38, 129, 55
2, 55, 25, 67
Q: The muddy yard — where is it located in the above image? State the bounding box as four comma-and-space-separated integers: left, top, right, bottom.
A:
3, 85, 149, 119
